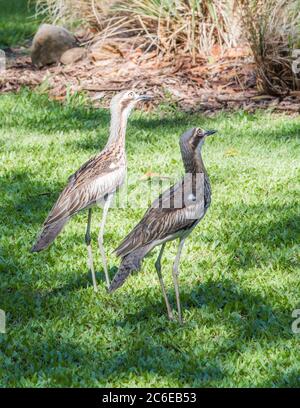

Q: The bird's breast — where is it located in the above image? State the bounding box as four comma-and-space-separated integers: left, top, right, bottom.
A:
90, 166, 126, 200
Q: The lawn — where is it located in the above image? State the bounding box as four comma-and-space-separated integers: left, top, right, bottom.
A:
0, 0, 41, 48
0, 89, 299, 387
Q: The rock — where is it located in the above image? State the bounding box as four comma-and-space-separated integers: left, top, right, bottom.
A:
31, 24, 78, 67
60, 47, 87, 65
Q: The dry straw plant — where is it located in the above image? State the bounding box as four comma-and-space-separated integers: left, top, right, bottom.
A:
35, 0, 300, 94
239, 0, 300, 95
35, 0, 241, 55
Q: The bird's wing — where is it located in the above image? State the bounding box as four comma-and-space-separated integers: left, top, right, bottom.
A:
44, 148, 124, 226
66, 145, 121, 191
115, 175, 205, 257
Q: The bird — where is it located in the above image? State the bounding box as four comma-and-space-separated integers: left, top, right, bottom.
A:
108, 127, 217, 323
31, 90, 152, 292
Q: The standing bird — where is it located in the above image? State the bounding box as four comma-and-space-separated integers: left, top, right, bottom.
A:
109, 128, 217, 323
31, 90, 151, 291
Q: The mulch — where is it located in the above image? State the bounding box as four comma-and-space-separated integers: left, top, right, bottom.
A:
1, 37, 300, 114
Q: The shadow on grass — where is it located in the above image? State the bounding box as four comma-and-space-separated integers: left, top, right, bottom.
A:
122, 279, 292, 339
0, 332, 226, 387
2, 91, 300, 151
1, 91, 111, 136
0, 170, 63, 226
259, 368, 300, 387
217, 203, 299, 271
0, 277, 294, 387
1, 193, 296, 386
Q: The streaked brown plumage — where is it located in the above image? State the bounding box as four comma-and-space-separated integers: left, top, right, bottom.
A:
109, 127, 217, 322
31, 90, 152, 291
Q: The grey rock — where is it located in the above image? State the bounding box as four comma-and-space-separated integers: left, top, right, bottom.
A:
60, 47, 87, 65
31, 24, 78, 67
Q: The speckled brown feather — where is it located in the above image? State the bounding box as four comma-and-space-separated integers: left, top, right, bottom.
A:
31, 141, 126, 252
114, 173, 210, 259
45, 141, 126, 224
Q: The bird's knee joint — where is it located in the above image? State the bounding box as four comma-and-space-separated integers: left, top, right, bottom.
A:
85, 233, 91, 245
172, 267, 179, 277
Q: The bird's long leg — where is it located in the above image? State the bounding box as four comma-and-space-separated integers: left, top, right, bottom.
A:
98, 193, 113, 289
155, 243, 174, 320
172, 238, 186, 324
85, 208, 98, 292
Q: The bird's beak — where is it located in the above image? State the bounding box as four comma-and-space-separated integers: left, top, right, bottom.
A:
204, 130, 217, 136
136, 94, 153, 102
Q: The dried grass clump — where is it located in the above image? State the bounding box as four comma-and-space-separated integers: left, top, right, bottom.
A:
238, 0, 300, 95
34, 1, 116, 26
35, 0, 241, 56
111, 0, 240, 57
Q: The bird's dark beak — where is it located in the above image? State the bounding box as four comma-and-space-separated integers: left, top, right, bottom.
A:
204, 130, 217, 136
136, 95, 152, 102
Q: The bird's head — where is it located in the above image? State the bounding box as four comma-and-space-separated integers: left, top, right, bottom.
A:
180, 127, 217, 150
110, 90, 152, 118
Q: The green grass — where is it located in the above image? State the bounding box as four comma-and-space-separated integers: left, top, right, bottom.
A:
0, 0, 41, 48
0, 89, 300, 387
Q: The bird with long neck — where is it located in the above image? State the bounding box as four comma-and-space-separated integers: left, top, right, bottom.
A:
109, 128, 216, 323
31, 90, 151, 291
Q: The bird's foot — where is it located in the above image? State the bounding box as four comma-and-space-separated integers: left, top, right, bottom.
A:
171, 311, 183, 324
167, 311, 175, 321
177, 313, 184, 325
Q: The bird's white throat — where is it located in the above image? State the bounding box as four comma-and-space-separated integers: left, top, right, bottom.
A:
107, 104, 133, 145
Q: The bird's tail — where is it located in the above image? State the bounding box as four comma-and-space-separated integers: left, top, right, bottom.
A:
31, 217, 69, 252
108, 245, 150, 293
